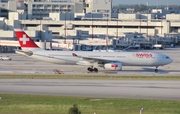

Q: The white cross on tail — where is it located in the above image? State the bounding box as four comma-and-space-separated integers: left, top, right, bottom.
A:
20, 34, 29, 44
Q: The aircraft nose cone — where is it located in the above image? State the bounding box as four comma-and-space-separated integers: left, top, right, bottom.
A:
171, 59, 173, 63
168, 58, 173, 64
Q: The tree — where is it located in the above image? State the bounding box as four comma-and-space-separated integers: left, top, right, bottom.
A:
68, 104, 81, 114
139, 4, 147, 11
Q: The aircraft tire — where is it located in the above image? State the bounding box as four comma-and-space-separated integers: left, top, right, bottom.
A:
87, 67, 93, 72
155, 69, 158, 73
94, 68, 98, 72
87, 67, 91, 71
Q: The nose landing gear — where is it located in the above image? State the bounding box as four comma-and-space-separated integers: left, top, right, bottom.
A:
155, 66, 158, 73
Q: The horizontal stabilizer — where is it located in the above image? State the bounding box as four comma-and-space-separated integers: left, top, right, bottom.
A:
15, 49, 33, 56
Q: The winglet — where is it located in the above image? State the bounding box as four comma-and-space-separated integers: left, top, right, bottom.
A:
14, 29, 39, 50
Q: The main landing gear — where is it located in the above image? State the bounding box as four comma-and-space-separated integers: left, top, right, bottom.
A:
87, 67, 98, 73
155, 66, 158, 73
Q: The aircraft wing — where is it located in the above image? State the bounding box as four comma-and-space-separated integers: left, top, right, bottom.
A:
72, 53, 117, 64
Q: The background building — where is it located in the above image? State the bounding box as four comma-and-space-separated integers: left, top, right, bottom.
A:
84, 0, 112, 18
26, 0, 84, 20
0, 0, 180, 52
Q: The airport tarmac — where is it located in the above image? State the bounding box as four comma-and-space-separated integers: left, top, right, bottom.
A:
0, 49, 180, 100
0, 79, 180, 100
0, 48, 180, 76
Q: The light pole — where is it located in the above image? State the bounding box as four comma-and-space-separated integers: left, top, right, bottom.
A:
21, 12, 24, 29
91, 0, 93, 40
64, 11, 67, 44
146, 13, 148, 37
161, 19, 163, 34
156, 0, 159, 11
140, 13, 141, 33
92, 12, 93, 40
106, 11, 108, 50
40, 10, 42, 42
116, 18, 118, 39
18, 12, 23, 29
70, 11, 71, 23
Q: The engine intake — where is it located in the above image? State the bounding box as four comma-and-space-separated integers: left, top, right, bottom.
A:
104, 62, 122, 70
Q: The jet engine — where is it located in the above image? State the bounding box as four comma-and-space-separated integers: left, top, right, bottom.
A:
76, 60, 92, 66
104, 62, 122, 70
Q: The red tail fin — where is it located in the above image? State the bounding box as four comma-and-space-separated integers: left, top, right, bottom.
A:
14, 29, 39, 49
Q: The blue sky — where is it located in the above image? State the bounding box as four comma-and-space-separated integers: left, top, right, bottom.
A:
112, 0, 180, 6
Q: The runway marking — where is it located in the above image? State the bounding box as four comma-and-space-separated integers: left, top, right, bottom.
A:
53, 69, 64, 75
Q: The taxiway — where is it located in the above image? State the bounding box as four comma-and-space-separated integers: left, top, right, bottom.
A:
0, 79, 179, 100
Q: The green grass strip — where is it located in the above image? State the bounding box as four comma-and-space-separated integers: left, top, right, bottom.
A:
0, 94, 179, 114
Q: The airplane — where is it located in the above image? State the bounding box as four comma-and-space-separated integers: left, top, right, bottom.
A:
14, 29, 173, 73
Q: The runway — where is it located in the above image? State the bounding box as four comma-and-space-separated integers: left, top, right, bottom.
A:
0, 79, 180, 100
0, 48, 180, 76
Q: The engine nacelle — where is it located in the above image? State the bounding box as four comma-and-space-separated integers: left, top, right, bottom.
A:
104, 62, 122, 70
76, 60, 92, 66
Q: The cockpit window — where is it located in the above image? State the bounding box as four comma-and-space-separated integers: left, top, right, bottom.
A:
166, 56, 170, 59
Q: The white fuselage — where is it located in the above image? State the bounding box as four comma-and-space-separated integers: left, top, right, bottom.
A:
28, 50, 173, 67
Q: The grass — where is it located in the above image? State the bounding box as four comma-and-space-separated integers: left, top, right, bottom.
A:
0, 94, 180, 114
0, 75, 180, 80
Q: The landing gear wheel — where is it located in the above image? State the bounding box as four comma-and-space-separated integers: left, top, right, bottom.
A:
155, 66, 158, 73
87, 67, 91, 71
94, 68, 98, 72
89, 68, 93, 72
87, 67, 93, 72
155, 69, 158, 73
